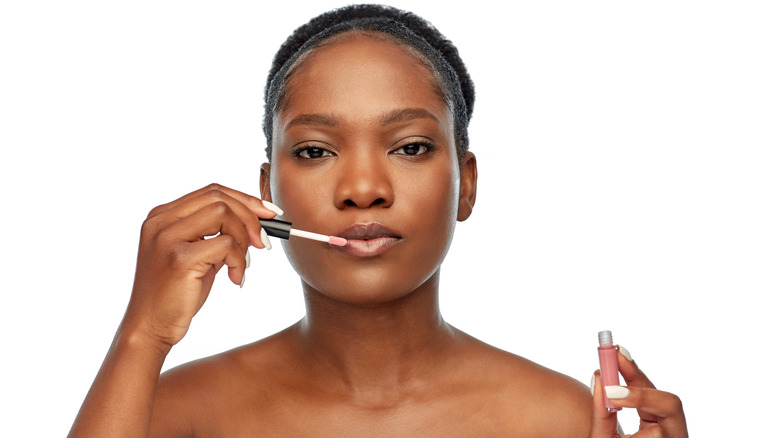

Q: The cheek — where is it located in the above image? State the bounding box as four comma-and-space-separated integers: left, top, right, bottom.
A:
411, 164, 460, 255
410, 160, 460, 221
270, 162, 332, 221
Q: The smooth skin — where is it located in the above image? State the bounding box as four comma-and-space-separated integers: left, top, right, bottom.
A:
69, 33, 686, 437
68, 185, 279, 437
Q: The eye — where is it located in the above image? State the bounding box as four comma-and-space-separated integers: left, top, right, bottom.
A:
293, 146, 333, 159
392, 142, 432, 156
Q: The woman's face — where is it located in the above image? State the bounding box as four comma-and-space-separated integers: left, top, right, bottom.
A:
263, 33, 476, 304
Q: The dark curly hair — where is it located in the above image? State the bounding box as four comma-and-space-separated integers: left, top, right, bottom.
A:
263, 4, 475, 159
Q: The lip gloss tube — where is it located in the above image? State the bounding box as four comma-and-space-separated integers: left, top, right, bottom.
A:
598, 330, 622, 412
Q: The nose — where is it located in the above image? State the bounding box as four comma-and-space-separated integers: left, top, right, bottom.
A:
333, 153, 394, 209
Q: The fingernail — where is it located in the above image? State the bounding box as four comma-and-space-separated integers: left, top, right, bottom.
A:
260, 227, 272, 250
590, 373, 596, 395
604, 385, 630, 399
261, 200, 284, 216
618, 345, 633, 362
240, 272, 246, 288
245, 249, 251, 268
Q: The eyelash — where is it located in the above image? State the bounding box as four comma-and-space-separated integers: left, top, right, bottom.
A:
291, 141, 435, 160
391, 141, 435, 157
291, 145, 333, 159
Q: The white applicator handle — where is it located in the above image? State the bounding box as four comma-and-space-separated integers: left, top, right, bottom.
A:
289, 228, 329, 243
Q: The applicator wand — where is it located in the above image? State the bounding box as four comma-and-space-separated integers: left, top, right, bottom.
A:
259, 218, 348, 246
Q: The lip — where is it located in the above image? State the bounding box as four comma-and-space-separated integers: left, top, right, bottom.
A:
335, 223, 403, 257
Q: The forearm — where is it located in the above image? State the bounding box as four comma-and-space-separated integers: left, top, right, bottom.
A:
68, 328, 170, 438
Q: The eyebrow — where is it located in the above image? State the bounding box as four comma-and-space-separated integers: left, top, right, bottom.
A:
283, 107, 440, 132
380, 108, 441, 126
284, 113, 339, 132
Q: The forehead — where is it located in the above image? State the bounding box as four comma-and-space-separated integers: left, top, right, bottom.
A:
275, 34, 451, 135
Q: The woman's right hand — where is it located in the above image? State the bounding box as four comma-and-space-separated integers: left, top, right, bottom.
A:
120, 184, 282, 350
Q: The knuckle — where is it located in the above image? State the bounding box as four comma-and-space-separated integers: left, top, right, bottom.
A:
214, 234, 239, 255
636, 386, 649, 405
210, 200, 231, 217
205, 183, 225, 195
141, 213, 164, 236
146, 202, 169, 219
205, 188, 230, 206
668, 393, 684, 412
217, 232, 235, 245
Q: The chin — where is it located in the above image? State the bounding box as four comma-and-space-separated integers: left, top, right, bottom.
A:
304, 264, 439, 306
281, 226, 452, 307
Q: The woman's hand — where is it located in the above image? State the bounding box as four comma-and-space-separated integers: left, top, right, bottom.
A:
120, 184, 281, 350
589, 346, 688, 438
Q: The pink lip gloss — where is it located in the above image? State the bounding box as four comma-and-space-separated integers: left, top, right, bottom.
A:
598, 330, 622, 412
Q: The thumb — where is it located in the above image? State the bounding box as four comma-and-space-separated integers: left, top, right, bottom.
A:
589, 370, 619, 438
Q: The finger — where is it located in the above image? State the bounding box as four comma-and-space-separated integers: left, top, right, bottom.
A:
181, 233, 248, 287
160, 201, 251, 251
616, 345, 656, 390
150, 186, 268, 249
589, 370, 620, 437
604, 386, 688, 438
620, 424, 663, 438
149, 184, 280, 219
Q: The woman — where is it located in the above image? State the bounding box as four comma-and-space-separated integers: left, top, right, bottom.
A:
69, 5, 687, 437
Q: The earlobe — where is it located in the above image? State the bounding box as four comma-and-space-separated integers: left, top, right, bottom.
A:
260, 162, 272, 202
457, 152, 477, 222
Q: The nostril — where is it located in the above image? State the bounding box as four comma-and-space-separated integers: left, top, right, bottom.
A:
334, 172, 395, 209
342, 198, 386, 208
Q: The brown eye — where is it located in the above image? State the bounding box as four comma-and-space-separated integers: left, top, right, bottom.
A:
295, 147, 332, 159
393, 142, 430, 156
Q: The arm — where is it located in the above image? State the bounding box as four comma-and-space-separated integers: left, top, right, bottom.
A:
67, 328, 171, 437
68, 184, 279, 438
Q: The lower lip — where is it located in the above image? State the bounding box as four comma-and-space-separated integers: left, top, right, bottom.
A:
338, 237, 401, 257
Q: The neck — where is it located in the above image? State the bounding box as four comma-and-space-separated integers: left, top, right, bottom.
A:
293, 270, 455, 405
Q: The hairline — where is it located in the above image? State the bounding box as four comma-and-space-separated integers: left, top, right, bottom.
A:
273, 30, 453, 142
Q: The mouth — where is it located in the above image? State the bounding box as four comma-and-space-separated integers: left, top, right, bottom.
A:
335, 223, 403, 257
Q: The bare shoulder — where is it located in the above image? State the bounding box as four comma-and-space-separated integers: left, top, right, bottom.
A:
452, 329, 592, 437
149, 328, 294, 437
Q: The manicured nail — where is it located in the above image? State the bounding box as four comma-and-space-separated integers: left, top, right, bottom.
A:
240, 272, 246, 288
590, 373, 596, 395
618, 345, 633, 362
604, 386, 630, 399
245, 249, 251, 268
261, 200, 284, 216
260, 227, 272, 250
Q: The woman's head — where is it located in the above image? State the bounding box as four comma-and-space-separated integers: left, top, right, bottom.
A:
260, 5, 477, 304
263, 4, 475, 160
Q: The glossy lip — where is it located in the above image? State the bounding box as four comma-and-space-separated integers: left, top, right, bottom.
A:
335, 223, 403, 257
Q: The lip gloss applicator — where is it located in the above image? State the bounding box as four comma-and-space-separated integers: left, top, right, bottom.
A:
598, 330, 622, 412
259, 218, 347, 246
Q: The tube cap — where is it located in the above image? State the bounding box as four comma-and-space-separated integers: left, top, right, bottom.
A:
598, 330, 614, 347
259, 218, 292, 240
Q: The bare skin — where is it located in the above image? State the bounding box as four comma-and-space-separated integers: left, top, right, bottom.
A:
146, 34, 591, 437
69, 32, 686, 438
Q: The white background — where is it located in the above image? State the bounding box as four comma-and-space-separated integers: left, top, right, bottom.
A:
1, 1, 778, 436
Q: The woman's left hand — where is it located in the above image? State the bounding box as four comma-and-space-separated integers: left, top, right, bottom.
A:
589, 346, 688, 438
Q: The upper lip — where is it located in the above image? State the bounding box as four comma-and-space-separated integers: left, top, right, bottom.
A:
336, 223, 402, 240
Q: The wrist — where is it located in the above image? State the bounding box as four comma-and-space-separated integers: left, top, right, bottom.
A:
114, 322, 175, 359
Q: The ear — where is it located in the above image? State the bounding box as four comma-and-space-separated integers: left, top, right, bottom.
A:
457, 152, 477, 221
260, 162, 272, 202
